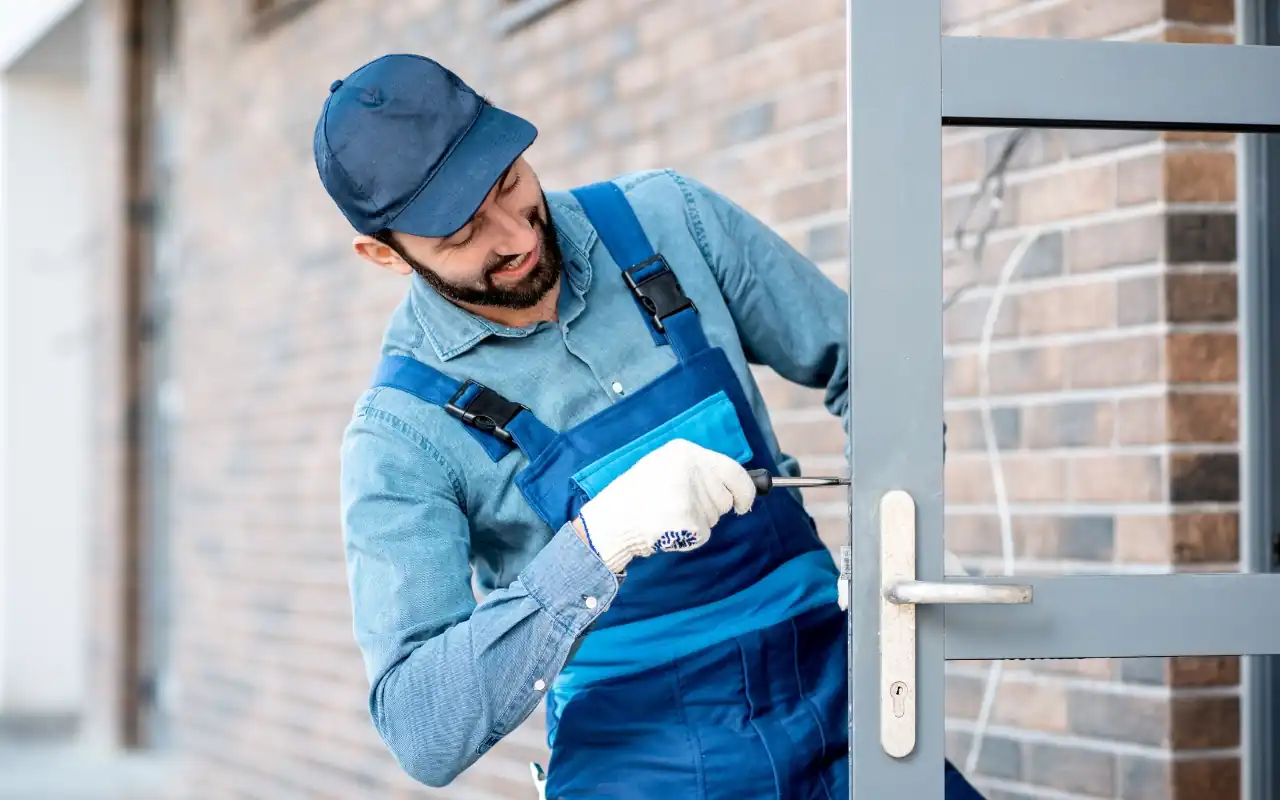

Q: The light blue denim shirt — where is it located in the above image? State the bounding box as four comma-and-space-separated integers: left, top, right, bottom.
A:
338, 169, 850, 787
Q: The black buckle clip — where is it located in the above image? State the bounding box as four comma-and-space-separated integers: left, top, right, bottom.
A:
445, 380, 525, 445
622, 254, 695, 333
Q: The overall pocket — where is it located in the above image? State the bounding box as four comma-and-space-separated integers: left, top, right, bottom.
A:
569, 390, 754, 499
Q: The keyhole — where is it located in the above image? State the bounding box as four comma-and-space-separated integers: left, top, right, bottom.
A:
890, 681, 908, 718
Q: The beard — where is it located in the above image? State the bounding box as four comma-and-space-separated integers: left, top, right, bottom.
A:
409, 192, 564, 310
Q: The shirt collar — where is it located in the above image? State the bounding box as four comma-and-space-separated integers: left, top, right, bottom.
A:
409, 192, 599, 362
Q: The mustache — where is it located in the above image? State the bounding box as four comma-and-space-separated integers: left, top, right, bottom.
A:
484, 209, 547, 276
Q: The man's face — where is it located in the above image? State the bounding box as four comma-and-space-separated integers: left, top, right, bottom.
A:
359, 157, 562, 311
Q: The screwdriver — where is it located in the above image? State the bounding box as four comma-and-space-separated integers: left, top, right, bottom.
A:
748, 468, 850, 495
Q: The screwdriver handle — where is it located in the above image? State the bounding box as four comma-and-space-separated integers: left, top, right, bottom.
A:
748, 468, 774, 495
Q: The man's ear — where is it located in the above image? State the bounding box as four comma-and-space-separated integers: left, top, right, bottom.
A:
353, 235, 413, 276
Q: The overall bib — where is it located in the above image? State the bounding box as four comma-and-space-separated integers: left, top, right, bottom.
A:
371, 183, 985, 799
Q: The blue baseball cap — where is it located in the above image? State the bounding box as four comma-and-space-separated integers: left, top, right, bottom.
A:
313, 54, 537, 238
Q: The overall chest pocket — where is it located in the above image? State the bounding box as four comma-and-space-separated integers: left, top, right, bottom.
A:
569, 390, 754, 500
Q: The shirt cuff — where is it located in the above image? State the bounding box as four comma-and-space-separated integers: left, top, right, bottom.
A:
520, 521, 622, 634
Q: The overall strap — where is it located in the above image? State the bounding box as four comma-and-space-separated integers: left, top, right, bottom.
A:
570, 181, 710, 362
371, 355, 557, 462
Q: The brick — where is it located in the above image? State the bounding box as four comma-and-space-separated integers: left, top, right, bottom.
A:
806, 221, 846, 261
943, 137, 985, 185
1169, 656, 1240, 687
1068, 690, 1167, 746
972, 735, 1022, 781
660, 27, 716, 75
1068, 335, 1163, 388
946, 456, 997, 505
718, 101, 776, 145
1166, 0, 1235, 25
1172, 512, 1240, 562
945, 353, 981, 398
1013, 515, 1060, 560
1120, 756, 1173, 800
989, 346, 1067, 394
1023, 400, 1113, 448
992, 681, 1069, 733
773, 418, 846, 459
772, 175, 844, 222
1172, 695, 1240, 748
1120, 657, 1172, 685
1116, 515, 1174, 565
1117, 395, 1168, 445
941, 0, 1024, 29
1016, 281, 1116, 336
1069, 454, 1164, 503
1023, 742, 1116, 797
943, 513, 1003, 557
1167, 391, 1238, 442
1167, 213, 1237, 264
1166, 272, 1236, 323
1118, 153, 1164, 206
1060, 515, 1116, 560
1117, 275, 1163, 326
775, 73, 843, 129
762, 0, 843, 39
713, 9, 761, 58
1067, 214, 1164, 273
945, 293, 1018, 345
1011, 514, 1115, 562
946, 673, 987, 719
1165, 151, 1236, 203
986, 128, 1063, 173
1005, 455, 1069, 502
1018, 231, 1065, 280
1013, 164, 1116, 225
1064, 128, 1160, 159
989, 407, 1023, 449
1161, 25, 1235, 44
983, 0, 1164, 39
801, 126, 845, 172
616, 53, 661, 96
637, 1, 687, 46
1026, 658, 1114, 681
1170, 453, 1239, 503
1172, 758, 1241, 800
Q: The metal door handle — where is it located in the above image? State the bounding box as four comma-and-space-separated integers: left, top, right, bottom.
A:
885, 581, 1032, 605
877, 490, 1032, 760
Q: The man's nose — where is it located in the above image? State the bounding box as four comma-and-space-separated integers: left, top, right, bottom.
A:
491, 207, 538, 255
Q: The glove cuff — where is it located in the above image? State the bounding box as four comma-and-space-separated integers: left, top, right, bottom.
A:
578, 512, 648, 574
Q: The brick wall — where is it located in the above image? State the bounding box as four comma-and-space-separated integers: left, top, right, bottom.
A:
940, 1, 1242, 798
83, 0, 1246, 797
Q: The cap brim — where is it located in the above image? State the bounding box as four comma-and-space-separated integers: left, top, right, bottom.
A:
386, 104, 537, 239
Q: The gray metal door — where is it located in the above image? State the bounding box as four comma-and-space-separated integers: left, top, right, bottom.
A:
845, 2, 1280, 796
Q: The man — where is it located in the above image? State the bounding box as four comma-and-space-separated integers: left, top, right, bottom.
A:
315, 53, 985, 799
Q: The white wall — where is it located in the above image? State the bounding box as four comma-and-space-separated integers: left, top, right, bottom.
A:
0, 1, 91, 721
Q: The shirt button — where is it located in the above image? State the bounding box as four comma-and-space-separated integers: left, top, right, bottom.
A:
611, 381, 624, 395
534, 679, 546, 691
584, 595, 598, 609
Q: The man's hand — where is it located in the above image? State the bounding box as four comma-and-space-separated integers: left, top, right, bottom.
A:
575, 439, 757, 573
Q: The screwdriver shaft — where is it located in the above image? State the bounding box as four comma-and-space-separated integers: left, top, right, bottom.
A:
747, 468, 850, 494
770, 476, 850, 488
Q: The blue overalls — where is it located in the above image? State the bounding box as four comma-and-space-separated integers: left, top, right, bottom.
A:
371, 182, 985, 799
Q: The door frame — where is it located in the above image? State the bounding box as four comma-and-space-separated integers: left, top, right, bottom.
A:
1240, 1, 1280, 796
844, 1, 1280, 796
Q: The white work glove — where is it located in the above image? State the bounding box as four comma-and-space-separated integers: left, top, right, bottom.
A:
835, 549, 969, 611
576, 438, 757, 574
